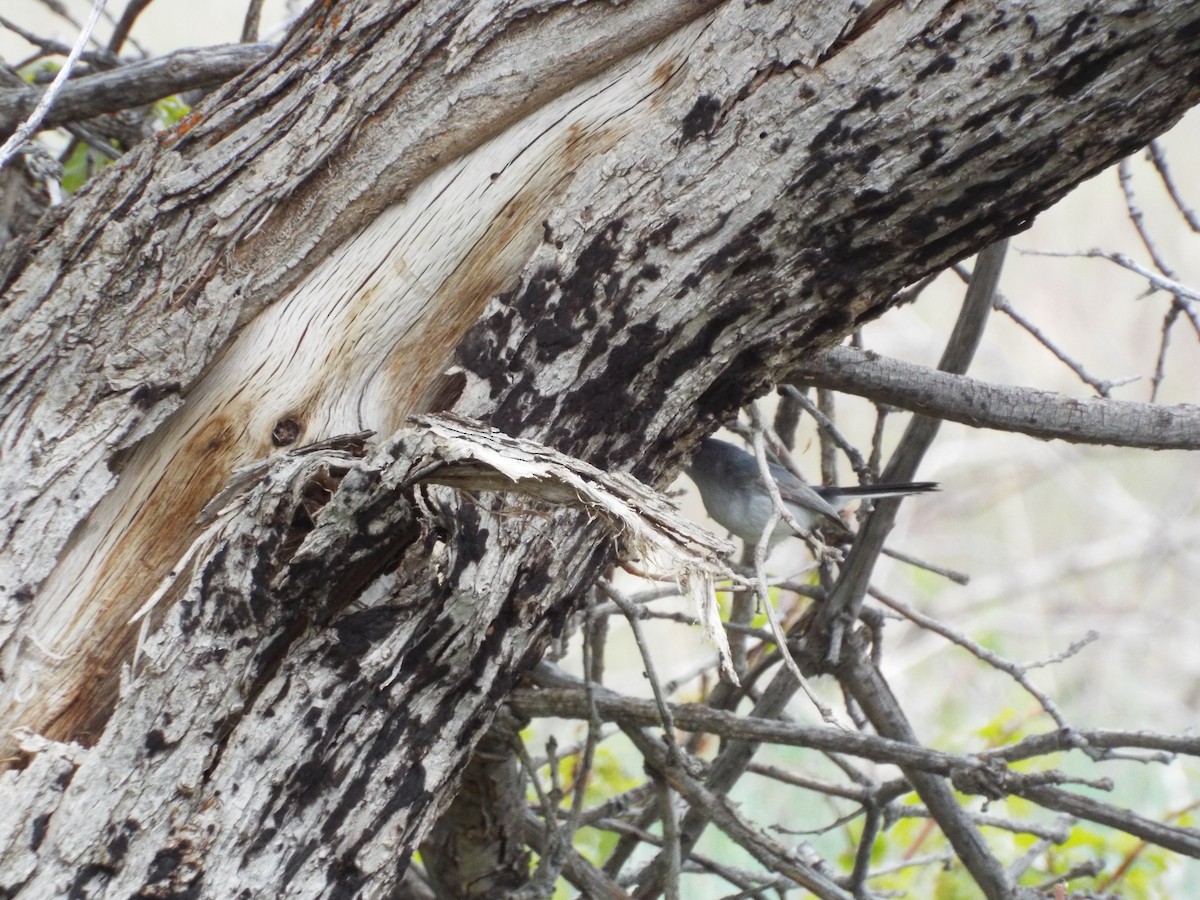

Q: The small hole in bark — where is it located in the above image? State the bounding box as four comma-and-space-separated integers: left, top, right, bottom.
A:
272, 418, 302, 447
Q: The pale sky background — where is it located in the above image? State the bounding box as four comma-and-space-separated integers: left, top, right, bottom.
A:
6, 2, 1200, 892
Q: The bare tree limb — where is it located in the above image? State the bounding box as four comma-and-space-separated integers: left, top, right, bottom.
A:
1017, 785, 1200, 857
0, 42, 272, 136
792, 345, 1200, 449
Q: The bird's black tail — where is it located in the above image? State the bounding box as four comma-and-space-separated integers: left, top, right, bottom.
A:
823, 482, 940, 499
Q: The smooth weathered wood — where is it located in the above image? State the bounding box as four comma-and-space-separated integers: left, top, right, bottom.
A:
2, 0, 1199, 896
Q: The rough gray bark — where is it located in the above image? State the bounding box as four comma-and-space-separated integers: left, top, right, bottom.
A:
2, 0, 1200, 897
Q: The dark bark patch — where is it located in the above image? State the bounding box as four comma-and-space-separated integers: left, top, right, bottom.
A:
942, 12, 976, 43
788, 155, 834, 196
695, 346, 771, 423
916, 52, 956, 81
850, 186, 913, 221
455, 299, 517, 397
986, 54, 1013, 77
1004, 94, 1036, 122
188, 543, 230, 635
854, 86, 894, 113
1178, 18, 1200, 42
490, 387, 558, 436
931, 131, 1008, 178
31, 813, 50, 850
635, 215, 680, 257
532, 315, 583, 359
565, 321, 665, 444
919, 129, 951, 167
100, 819, 136, 868
332, 717, 431, 862
246, 555, 277, 626
330, 606, 403, 659
693, 210, 776, 283
1055, 10, 1098, 51
396, 614, 455, 686
145, 729, 170, 756
327, 851, 366, 900
964, 109, 994, 131
555, 220, 624, 328
680, 94, 721, 144
855, 143, 883, 173
278, 837, 321, 890
1053, 45, 1126, 98
444, 499, 483, 566
144, 844, 183, 885
289, 758, 335, 812
68, 864, 116, 898
806, 306, 855, 343
797, 89, 896, 193
129, 380, 181, 409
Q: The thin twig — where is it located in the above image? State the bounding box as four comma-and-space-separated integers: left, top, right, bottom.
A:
654, 774, 682, 900
1023, 631, 1100, 670
1148, 139, 1200, 233
0, 0, 107, 170
600, 581, 684, 762
1113, 151, 1200, 399
744, 761, 869, 803
1021, 247, 1200, 306
747, 417, 846, 727
1117, 157, 1179, 279
849, 803, 883, 894
106, 0, 155, 54
868, 586, 1077, 733
879, 546, 970, 585
0, 15, 120, 67
241, 0, 267, 42
520, 810, 634, 900
588, 817, 778, 896
780, 384, 871, 482
962, 265, 1121, 396
894, 805, 1073, 843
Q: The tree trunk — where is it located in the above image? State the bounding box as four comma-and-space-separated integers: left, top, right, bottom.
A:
2, 0, 1198, 895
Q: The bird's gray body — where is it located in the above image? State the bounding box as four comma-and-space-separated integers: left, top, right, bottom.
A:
686, 438, 938, 546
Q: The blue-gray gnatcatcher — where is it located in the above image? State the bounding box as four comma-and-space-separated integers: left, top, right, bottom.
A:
686, 437, 938, 546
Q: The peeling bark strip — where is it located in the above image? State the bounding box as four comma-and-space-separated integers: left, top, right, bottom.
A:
412, 413, 738, 676
1, 0, 1200, 895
